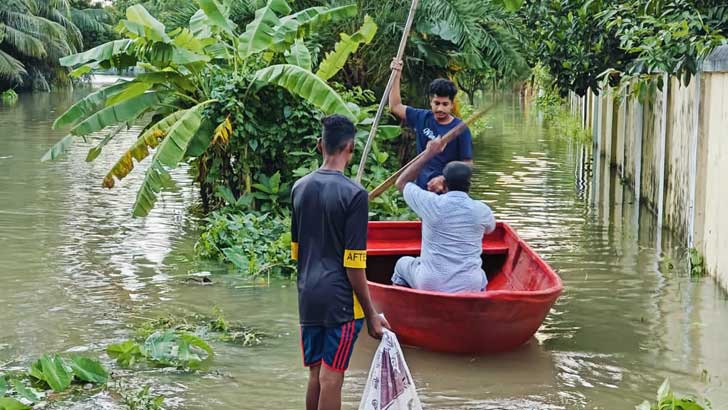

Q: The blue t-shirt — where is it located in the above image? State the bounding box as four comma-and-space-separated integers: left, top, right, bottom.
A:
405, 107, 473, 188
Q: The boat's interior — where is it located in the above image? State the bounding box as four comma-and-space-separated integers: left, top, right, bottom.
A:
366, 221, 559, 292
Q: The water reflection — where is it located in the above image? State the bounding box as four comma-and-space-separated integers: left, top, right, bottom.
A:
0, 90, 726, 409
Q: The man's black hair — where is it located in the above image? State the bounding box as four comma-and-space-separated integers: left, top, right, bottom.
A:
321, 114, 356, 155
443, 161, 472, 193
429, 78, 458, 101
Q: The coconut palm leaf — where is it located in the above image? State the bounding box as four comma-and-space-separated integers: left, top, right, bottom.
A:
0, 49, 27, 83
1, 25, 47, 58
47, 8, 82, 50
254, 64, 355, 120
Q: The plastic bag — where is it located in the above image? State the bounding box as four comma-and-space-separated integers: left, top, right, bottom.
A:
358, 329, 423, 410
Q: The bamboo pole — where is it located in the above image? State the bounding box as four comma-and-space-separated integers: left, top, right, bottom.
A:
368, 104, 494, 200
354, 0, 420, 183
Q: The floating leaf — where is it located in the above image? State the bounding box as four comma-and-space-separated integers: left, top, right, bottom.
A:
223, 248, 250, 271
10, 380, 40, 403
107, 341, 143, 368
0, 377, 6, 397
39, 355, 72, 392
68, 356, 109, 384
0, 398, 30, 410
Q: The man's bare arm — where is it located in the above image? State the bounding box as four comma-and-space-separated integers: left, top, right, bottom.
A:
388, 59, 407, 120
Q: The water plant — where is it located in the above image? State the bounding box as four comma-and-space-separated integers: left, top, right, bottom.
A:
0, 355, 107, 408
107, 330, 213, 370
121, 385, 164, 410
688, 248, 706, 277
0, 90, 18, 105
636, 379, 708, 410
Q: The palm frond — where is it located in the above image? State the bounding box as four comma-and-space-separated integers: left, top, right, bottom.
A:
1, 24, 47, 58
49, 8, 82, 50
0, 48, 27, 83
1, 11, 67, 41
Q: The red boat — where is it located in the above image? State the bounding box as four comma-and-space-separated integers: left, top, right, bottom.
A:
366, 221, 563, 354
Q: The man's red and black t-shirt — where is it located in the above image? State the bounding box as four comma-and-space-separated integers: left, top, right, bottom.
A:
291, 169, 368, 327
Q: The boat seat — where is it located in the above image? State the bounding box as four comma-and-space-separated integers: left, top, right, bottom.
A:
368, 239, 509, 256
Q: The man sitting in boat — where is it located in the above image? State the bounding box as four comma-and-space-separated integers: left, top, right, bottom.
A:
392, 138, 496, 292
388, 58, 473, 194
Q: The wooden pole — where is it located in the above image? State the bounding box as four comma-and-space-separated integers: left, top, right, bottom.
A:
368, 104, 494, 200
355, 0, 420, 183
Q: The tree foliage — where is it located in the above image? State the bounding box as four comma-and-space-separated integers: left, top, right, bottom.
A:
521, 0, 728, 97
46, 0, 397, 217
0, 0, 113, 90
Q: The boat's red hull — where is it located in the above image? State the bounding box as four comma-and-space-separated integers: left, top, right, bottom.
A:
366, 221, 562, 353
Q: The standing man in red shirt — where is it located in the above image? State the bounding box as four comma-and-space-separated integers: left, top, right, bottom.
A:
291, 115, 390, 410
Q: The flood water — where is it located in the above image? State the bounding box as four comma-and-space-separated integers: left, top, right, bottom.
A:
0, 85, 726, 409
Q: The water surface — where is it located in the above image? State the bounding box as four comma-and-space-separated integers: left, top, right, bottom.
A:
0, 89, 726, 409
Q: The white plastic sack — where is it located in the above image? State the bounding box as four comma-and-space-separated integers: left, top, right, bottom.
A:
359, 329, 423, 410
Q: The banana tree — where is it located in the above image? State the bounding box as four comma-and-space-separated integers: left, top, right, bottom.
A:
45, 0, 395, 217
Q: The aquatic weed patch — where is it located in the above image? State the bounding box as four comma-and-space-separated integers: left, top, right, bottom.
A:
0, 355, 108, 409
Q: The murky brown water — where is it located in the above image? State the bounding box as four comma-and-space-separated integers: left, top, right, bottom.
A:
0, 86, 726, 409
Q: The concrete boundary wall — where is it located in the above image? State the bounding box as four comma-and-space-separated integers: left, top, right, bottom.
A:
571, 45, 728, 292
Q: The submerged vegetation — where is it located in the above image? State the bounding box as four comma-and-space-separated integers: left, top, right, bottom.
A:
0, 354, 108, 408
636, 379, 709, 410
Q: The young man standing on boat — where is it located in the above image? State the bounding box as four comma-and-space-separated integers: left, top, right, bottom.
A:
388, 58, 474, 194
291, 115, 390, 410
392, 138, 496, 292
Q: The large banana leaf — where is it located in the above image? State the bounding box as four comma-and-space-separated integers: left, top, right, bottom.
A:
285, 39, 311, 70
70, 92, 167, 136
59, 39, 133, 68
136, 71, 196, 92
52, 81, 135, 130
254, 64, 355, 120
189, 9, 212, 38
316, 16, 377, 81
272, 4, 357, 49
41, 134, 76, 162
238, 0, 292, 60
106, 82, 152, 107
132, 102, 213, 217
124, 5, 170, 43
103, 110, 188, 188
197, 0, 234, 33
